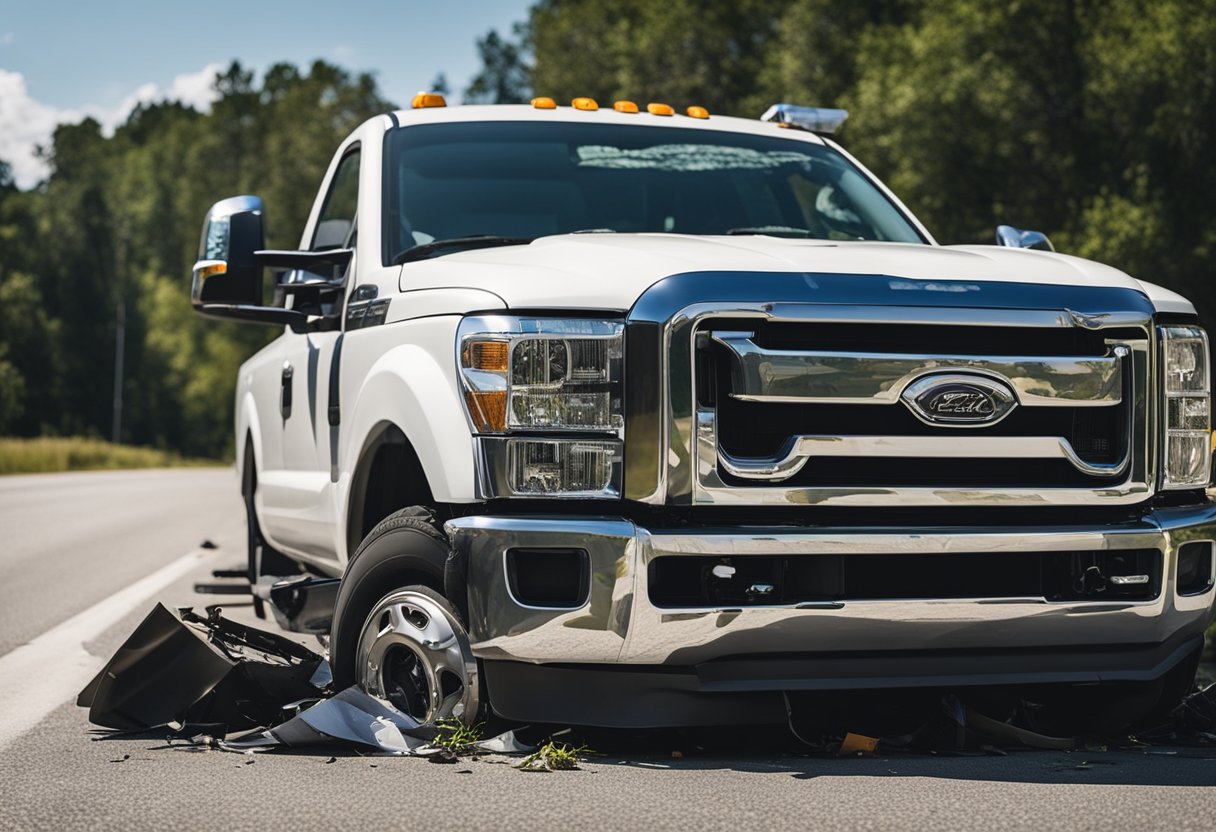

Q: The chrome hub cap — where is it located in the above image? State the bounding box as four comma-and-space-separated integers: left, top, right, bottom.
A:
355, 589, 479, 724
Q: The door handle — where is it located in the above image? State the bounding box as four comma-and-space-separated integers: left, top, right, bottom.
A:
280, 362, 294, 419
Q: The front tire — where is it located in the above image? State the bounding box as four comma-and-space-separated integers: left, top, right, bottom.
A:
330, 508, 482, 724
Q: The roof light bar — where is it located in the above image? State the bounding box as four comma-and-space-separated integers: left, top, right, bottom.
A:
760, 103, 848, 134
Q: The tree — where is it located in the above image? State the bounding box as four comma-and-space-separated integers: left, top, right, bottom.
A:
429, 73, 450, 96
0, 59, 394, 456
464, 25, 532, 104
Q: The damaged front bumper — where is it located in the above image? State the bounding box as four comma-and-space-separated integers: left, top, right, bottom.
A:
446, 503, 1216, 727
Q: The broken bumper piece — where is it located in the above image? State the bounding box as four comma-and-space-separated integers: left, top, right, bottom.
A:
80, 604, 532, 757
78, 604, 325, 733
252, 574, 340, 635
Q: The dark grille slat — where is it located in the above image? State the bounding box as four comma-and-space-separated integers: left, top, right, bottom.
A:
649, 550, 1162, 607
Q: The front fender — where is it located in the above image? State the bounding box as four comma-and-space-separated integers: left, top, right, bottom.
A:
340, 321, 475, 511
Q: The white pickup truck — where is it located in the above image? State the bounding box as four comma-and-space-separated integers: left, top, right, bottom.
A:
191, 96, 1216, 730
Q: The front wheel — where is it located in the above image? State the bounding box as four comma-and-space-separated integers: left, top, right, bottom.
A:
354, 585, 480, 724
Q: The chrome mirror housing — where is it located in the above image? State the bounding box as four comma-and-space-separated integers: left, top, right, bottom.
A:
995, 224, 1054, 252
190, 195, 266, 308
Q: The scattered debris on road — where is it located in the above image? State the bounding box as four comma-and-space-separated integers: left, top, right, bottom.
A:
79, 604, 1215, 768
80, 604, 534, 761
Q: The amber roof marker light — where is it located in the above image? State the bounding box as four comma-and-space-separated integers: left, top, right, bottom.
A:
572, 97, 599, 111
647, 102, 674, 116
531, 96, 557, 109
685, 105, 710, 119
411, 92, 447, 109
613, 100, 639, 113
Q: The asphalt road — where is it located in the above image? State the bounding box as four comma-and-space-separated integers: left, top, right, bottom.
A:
0, 468, 1214, 832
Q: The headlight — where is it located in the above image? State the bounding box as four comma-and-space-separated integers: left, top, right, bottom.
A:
1161, 325, 1211, 489
457, 317, 624, 498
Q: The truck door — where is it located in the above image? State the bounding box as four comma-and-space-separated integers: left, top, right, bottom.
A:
259, 147, 360, 563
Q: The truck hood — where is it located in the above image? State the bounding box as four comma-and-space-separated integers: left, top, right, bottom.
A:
396, 234, 1193, 315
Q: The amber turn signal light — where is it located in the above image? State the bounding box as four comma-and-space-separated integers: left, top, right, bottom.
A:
193, 261, 227, 280
462, 340, 510, 372
464, 390, 507, 433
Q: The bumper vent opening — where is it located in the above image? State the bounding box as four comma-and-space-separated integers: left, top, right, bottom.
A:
648, 550, 1162, 608
507, 547, 590, 609
1177, 542, 1214, 596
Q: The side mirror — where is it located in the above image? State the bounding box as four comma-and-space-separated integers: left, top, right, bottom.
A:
190, 196, 353, 332
995, 224, 1054, 252
191, 195, 266, 307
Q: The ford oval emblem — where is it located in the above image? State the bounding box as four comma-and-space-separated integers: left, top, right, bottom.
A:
901, 374, 1017, 426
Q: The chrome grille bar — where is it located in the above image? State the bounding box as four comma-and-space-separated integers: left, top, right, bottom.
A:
716, 433, 1129, 481
712, 331, 1126, 407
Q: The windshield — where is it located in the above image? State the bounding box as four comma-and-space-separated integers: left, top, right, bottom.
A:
383, 121, 925, 262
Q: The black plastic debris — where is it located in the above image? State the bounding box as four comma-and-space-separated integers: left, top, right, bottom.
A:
78, 604, 324, 733
1171, 682, 1216, 733
81, 603, 534, 760
252, 574, 340, 636
211, 567, 248, 579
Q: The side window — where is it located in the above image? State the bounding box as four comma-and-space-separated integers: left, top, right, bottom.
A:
312, 149, 360, 250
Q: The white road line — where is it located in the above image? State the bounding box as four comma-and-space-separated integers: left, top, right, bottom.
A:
0, 547, 219, 749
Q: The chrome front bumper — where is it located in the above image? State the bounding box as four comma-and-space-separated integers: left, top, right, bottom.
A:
447, 503, 1216, 672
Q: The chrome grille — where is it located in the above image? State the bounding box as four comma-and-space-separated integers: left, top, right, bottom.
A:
682, 308, 1153, 507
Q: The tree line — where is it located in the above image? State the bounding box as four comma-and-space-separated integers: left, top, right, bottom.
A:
1, 0, 1213, 458
0, 62, 391, 455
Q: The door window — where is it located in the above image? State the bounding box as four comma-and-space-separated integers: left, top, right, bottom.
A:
312, 148, 360, 250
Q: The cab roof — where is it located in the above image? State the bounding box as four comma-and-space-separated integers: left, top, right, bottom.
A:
383, 103, 829, 145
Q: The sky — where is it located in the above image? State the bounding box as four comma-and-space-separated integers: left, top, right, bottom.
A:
0, 0, 532, 188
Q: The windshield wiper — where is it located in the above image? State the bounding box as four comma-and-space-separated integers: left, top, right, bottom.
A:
392, 235, 534, 265
724, 226, 815, 238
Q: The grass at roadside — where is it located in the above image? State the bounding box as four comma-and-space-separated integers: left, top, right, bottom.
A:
0, 436, 222, 474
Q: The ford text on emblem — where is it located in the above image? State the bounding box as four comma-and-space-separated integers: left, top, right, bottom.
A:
901, 374, 1017, 426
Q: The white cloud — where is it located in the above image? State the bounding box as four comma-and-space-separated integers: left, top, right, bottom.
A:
165, 63, 225, 112
0, 63, 224, 188
0, 70, 76, 187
